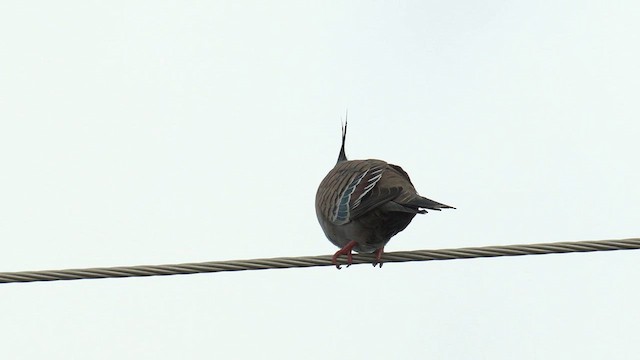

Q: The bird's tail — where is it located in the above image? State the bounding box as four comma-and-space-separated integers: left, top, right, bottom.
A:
409, 196, 456, 212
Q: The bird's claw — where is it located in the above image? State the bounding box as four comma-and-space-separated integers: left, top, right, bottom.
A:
333, 252, 353, 269
372, 248, 384, 268
332, 241, 358, 269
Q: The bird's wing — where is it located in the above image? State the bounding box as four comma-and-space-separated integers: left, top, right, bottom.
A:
331, 161, 402, 225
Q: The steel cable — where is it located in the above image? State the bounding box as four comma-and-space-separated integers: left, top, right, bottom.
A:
1, 237, 638, 284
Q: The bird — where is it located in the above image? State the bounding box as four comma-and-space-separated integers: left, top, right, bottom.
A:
315, 120, 455, 269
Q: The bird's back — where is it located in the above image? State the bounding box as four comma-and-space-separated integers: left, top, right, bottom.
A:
315, 159, 428, 252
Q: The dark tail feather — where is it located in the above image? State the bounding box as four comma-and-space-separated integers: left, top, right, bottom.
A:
408, 196, 456, 211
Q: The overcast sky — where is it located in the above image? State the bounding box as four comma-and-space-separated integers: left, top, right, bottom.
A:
1, 1, 639, 359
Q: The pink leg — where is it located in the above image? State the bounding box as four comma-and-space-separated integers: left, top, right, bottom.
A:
373, 247, 385, 268
332, 240, 358, 269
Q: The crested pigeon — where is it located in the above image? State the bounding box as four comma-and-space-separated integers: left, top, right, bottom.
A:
315, 121, 454, 268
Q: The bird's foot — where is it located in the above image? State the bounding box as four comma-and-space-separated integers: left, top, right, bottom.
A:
332, 240, 358, 269
372, 247, 385, 268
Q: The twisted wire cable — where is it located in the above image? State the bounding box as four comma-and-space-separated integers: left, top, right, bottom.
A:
1, 237, 638, 284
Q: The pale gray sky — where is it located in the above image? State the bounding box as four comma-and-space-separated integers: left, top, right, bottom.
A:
1, 1, 639, 359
